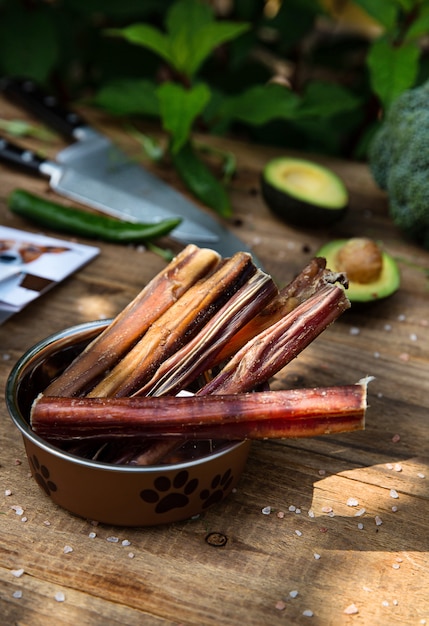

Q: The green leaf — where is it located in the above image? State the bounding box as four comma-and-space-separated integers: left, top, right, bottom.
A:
218, 84, 300, 125
405, 4, 429, 41
93, 79, 159, 116
157, 82, 211, 153
106, 23, 173, 66
0, 5, 59, 82
367, 37, 420, 108
352, 0, 398, 30
296, 81, 361, 118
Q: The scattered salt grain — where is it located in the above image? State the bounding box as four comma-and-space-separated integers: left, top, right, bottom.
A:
2, 352, 11, 361
417, 473, 426, 479
357, 523, 364, 530
290, 590, 299, 598
410, 333, 417, 342
54, 591, 65, 602
295, 530, 302, 537
5, 489, 12, 496
382, 600, 389, 607
314, 553, 321, 560
392, 563, 400, 570
375, 516, 383, 526
321, 506, 333, 514
392, 434, 401, 443
275, 600, 286, 611
393, 599, 399, 606
347, 497, 359, 507
392, 506, 398, 513
43, 520, 51, 526
21, 517, 28, 523
63, 546, 73, 554
344, 604, 359, 615
88, 532, 97, 539
373, 351, 380, 358
386, 463, 393, 470
384, 324, 392, 332
349, 327, 360, 336
308, 510, 315, 518
354, 508, 366, 517
107, 536, 119, 542
14, 459, 22, 466
12, 590, 22, 599
399, 352, 410, 362
277, 511, 285, 519
128, 552, 135, 558
303, 609, 314, 617
11, 505, 24, 516
11, 569, 24, 578
397, 314, 406, 322
122, 539, 131, 547
318, 469, 326, 476
288, 505, 296, 512
390, 489, 399, 499
295, 508, 301, 514
394, 463, 402, 472
261, 506, 271, 515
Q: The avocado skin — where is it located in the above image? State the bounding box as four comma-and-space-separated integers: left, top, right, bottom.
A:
317, 240, 401, 303
261, 176, 347, 227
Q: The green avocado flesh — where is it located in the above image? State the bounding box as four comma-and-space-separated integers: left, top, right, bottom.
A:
261, 157, 348, 227
317, 240, 400, 302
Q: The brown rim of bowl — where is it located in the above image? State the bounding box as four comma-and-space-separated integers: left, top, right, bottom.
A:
5, 319, 246, 474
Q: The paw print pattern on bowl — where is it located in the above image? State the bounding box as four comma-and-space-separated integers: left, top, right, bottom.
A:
30, 455, 58, 496
200, 469, 233, 509
140, 470, 199, 514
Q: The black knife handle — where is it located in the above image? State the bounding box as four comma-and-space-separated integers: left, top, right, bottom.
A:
0, 77, 87, 140
0, 136, 45, 175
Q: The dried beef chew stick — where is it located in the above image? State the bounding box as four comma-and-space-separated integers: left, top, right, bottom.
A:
87, 251, 258, 398
44, 244, 221, 397
199, 282, 350, 396
213, 257, 347, 365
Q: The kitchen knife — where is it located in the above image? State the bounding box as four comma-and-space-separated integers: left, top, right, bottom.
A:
0, 77, 260, 261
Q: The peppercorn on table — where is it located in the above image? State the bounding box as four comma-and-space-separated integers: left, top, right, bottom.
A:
1, 96, 428, 626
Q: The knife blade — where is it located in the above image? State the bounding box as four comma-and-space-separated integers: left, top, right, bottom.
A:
0, 78, 260, 262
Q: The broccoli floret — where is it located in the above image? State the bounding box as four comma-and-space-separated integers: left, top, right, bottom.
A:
368, 80, 429, 248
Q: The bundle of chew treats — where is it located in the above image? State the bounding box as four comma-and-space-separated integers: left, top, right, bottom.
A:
30, 244, 369, 465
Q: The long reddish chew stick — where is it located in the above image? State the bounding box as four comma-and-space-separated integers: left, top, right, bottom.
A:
30, 380, 369, 441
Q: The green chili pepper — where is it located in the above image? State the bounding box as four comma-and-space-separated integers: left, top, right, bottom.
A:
8, 189, 182, 244
171, 141, 232, 219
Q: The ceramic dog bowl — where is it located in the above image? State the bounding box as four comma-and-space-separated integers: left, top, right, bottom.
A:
5, 320, 251, 527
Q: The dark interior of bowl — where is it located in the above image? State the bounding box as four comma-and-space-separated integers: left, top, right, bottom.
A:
14, 322, 235, 466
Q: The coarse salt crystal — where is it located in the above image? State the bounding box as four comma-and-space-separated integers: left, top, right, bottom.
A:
410, 333, 417, 341
106, 536, 119, 542
277, 511, 285, 519
308, 510, 315, 518
321, 506, 333, 514
392, 563, 400, 570
122, 539, 131, 547
63, 546, 73, 554
417, 473, 426, 479
347, 497, 359, 507
318, 469, 326, 476
295, 508, 301, 514
373, 351, 380, 358
354, 508, 366, 517
12, 590, 22, 599
392, 434, 401, 443
386, 463, 393, 470
390, 489, 399, 499
128, 552, 135, 559
11, 505, 24, 516
295, 530, 302, 537
43, 520, 51, 526
55, 591, 65, 602
375, 516, 383, 526
382, 600, 389, 607
290, 590, 299, 598
303, 609, 314, 617
21, 517, 28, 523
399, 352, 409, 362
261, 506, 271, 515
392, 506, 398, 512
88, 532, 97, 539
344, 604, 359, 615
11, 569, 24, 578
5, 489, 12, 496
350, 327, 360, 336
288, 505, 296, 512
314, 553, 321, 560
394, 463, 402, 472
275, 600, 286, 611
384, 324, 392, 332
393, 599, 399, 606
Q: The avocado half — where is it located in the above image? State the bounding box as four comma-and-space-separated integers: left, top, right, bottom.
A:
261, 157, 348, 228
317, 239, 400, 303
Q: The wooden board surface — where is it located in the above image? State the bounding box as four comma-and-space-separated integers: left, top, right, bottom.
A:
0, 96, 428, 625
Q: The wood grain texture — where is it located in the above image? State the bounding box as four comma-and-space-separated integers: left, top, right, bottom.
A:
0, 97, 428, 625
